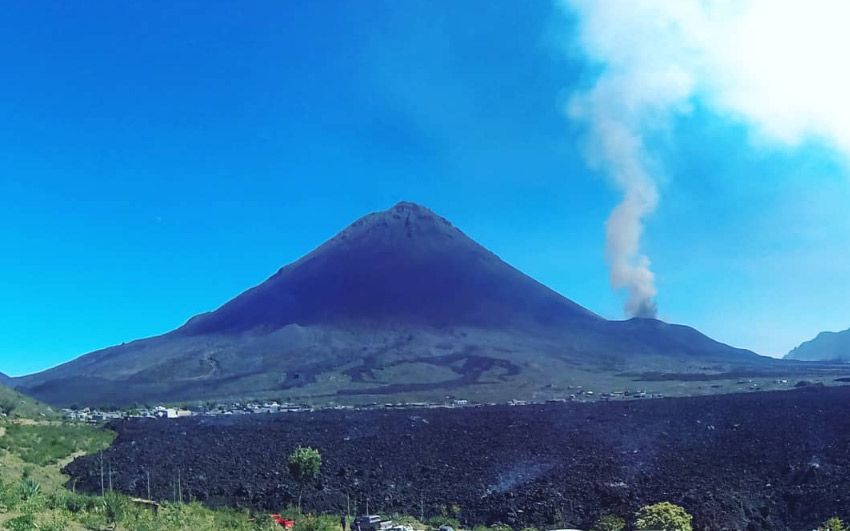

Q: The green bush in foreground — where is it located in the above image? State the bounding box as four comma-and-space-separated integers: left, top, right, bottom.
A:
634, 502, 693, 531
472, 524, 513, 531
4, 514, 36, 531
292, 513, 345, 531
593, 514, 626, 531
819, 517, 847, 531
288, 446, 322, 510
427, 515, 462, 530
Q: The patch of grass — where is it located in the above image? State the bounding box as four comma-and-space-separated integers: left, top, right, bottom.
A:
427, 516, 462, 530
0, 386, 55, 420
0, 420, 286, 530
3, 513, 37, 531
389, 514, 428, 529
0, 423, 115, 466
292, 513, 342, 531
472, 524, 513, 531
1, 478, 279, 530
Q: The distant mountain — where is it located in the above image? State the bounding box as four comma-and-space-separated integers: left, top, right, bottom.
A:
0, 372, 11, 386
16, 202, 765, 407
785, 328, 850, 362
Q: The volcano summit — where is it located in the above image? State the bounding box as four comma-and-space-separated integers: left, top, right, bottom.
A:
17, 202, 766, 407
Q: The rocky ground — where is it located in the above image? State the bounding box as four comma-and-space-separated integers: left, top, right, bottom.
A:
65, 386, 850, 530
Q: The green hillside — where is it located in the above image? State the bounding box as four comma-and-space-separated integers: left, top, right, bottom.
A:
0, 384, 56, 419
0, 410, 282, 530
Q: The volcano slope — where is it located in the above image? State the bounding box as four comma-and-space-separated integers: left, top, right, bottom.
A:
67, 386, 850, 531
16, 201, 779, 407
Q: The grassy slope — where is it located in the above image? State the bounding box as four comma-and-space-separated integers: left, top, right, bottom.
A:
0, 418, 289, 530
0, 385, 56, 420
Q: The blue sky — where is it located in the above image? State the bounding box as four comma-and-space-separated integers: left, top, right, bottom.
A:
2, 1, 849, 375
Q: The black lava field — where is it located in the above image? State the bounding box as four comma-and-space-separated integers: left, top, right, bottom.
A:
66, 387, 850, 531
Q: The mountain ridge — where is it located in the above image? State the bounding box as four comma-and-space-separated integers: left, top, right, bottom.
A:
785, 327, 850, 362
16, 202, 768, 407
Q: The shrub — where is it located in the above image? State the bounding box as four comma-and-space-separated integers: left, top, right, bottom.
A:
427, 516, 461, 530
76, 509, 109, 530
4, 514, 36, 531
36, 511, 73, 531
12, 477, 45, 515
212, 507, 279, 531
288, 446, 322, 510
0, 478, 18, 512
294, 513, 342, 531
820, 517, 848, 531
16, 478, 41, 502
60, 491, 100, 514
101, 491, 129, 523
634, 502, 693, 531
472, 525, 512, 531
155, 502, 218, 530
593, 514, 626, 531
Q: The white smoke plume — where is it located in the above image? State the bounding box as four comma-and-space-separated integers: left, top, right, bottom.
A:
562, 0, 850, 318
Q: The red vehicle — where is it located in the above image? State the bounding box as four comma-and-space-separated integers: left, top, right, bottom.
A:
270, 514, 295, 529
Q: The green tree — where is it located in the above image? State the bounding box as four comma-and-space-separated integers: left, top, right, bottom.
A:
634, 502, 693, 531
819, 517, 847, 531
288, 446, 322, 511
593, 514, 626, 531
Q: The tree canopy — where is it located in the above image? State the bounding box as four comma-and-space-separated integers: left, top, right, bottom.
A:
634, 502, 693, 531
288, 446, 322, 484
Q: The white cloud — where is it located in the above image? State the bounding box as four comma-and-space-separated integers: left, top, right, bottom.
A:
563, 0, 850, 317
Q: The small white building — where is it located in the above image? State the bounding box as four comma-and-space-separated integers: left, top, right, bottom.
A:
154, 406, 192, 419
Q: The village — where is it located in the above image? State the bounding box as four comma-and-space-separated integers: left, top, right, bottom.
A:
58, 376, 806, 424
59, 386, 669, 423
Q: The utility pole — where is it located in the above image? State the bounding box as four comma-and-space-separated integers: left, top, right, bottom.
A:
146, 470, 151, 500
108, 461, 113, 492
100, 452, 105, 497
178, 469, 183, 504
